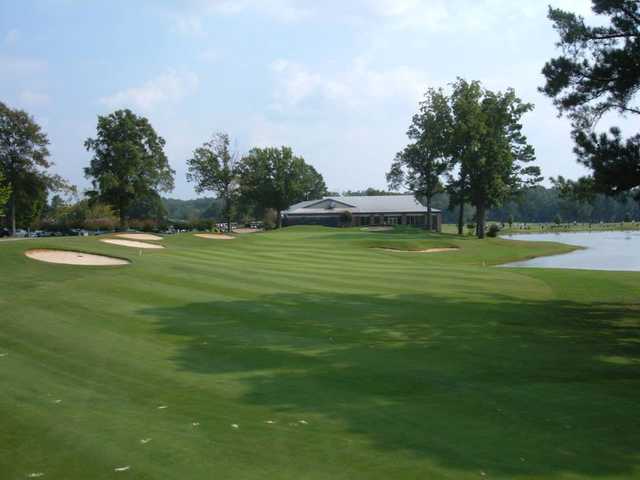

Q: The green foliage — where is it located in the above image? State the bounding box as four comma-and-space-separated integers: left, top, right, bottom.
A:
126, 191, 168, 221
263, 207, 278, 230
0, 169, 10, 211
187, 132, 239, 232
238, 146, 327, 228
342, 187, 398, 196
339, 210, 353, 227
43, 199, 119, 231
554, 213, 563, 225
541, 1, 640, 202
450, 79, 540, 238
388, 88, 452, 229
84, 109, 175, 227
486, 224, 501, 237
0, 101, 73, 232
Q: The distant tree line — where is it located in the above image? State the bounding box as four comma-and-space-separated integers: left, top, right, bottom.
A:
1, 105, 328, 233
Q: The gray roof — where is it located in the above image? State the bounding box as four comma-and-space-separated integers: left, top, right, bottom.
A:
284, 195, 439, 215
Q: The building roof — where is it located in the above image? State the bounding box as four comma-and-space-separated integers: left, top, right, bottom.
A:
284, 195, 440, 215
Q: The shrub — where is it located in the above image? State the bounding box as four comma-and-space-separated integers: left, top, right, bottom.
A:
340, 210, 353, 227
487, 224, 501, 238
263, 209, 278, 230
466, 223, 476, 236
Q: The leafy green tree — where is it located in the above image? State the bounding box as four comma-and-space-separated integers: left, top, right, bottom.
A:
0, 170, 10, 211
388, 88, 452, 231
126, 191, 167, 222
342, 188, 397, 196
0, 102, 72, 234
186, 133, 239, 232
84, 109, 175, 228
450, 79, 540, 238
554, 213, 563, 225
239, 146, 327, 228
541, 1, 640, 203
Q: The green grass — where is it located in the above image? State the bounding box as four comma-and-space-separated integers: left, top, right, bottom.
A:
1, 226, 639, 479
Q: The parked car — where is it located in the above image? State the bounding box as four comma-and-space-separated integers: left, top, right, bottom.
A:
0, 228, 10, 238
14, 229, 28, 238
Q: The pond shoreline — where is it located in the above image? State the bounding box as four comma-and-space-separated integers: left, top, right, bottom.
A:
500, 230, 640, 272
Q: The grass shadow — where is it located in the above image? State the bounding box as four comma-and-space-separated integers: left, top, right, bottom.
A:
140, 291, 640, 477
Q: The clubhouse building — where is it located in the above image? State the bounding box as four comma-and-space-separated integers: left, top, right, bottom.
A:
282, 195, 442, 231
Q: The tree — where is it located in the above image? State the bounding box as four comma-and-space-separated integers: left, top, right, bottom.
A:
388, 88, 452, 231
0, 170, 10, 211
239, 146, 327, 228
0, 102, 72, 234
126, 191, 167, 222
339, 210, 353, 227
541, 1, 640, 203
448, 79, 485, 236
186, 133, 239, 232
84, 109, 175, 228
450, 79, 540, 238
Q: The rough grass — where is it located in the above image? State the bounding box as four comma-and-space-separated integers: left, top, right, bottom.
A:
1, 226, 639, 479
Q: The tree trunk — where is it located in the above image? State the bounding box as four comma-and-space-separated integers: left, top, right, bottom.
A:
426, 196, 432, 231
10, 192, 16, 236
119, 210, 127, 231
457, 200, 464, 235
477, 202, 486, 239
277, 209, 282, 229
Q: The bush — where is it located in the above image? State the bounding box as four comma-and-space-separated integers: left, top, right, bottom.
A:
263, 209, 278, 230
487, 224, 501, 238
340, 210, 353, 227
466, 223, 475, 236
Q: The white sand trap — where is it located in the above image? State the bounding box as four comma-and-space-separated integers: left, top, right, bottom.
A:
116, 233, 163, 241
377, 247, 459, 253
25, 249, 129, 266
194, 233, 235, 240
101, 239, 164, 249
233, 228, 262, 234
362, 226, 393, 232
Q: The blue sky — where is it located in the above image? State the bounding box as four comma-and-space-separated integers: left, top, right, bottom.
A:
0, 0, 600, 199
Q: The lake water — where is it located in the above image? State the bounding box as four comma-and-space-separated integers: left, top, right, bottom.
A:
501, 231, 640, 272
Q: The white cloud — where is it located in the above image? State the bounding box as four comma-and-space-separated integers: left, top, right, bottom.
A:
361, 0, 594, 32
270, 57, 428, 109
100, 70, 199, 111
169, 0, 313, 37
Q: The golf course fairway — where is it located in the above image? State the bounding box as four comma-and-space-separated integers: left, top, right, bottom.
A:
1, 226, 639, 479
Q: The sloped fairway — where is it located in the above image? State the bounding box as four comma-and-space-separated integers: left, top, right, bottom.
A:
1, 227, 639, 479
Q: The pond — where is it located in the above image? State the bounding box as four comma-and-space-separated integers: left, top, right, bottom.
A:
501, 231, 640, 272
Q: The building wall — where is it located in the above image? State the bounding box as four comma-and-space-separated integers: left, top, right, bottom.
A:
284, 212, 442, 231
283, 215, 341, 227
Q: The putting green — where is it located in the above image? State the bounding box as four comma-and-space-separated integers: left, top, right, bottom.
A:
1, 226, 639, 479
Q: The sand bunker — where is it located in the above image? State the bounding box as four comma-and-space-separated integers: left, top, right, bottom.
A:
25, 249, 129, 266
101, 239, 164, 249
116, 233, 163, 241
377, 247, 459, 253
233, 228, 262, 234
194, 233, 235, 240
362, 226, 393, 232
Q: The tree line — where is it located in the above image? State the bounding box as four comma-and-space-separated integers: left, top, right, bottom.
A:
2, 1, 637, 237
388, 79, 540, 238
0, 106, 326, 234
